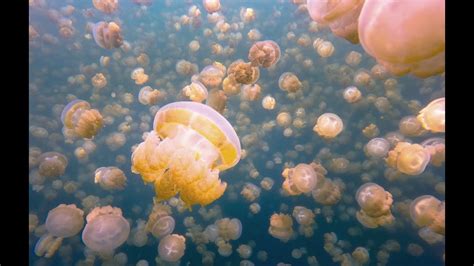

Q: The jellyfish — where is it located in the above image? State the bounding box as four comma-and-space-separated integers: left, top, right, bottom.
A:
355, 183, 395, 228
358, 0, 445, 77
292, 206, 315, 226
313, 113, 344, 139
139, 86, 165, 105
105, 132, 126, 151
248, 40, 281, 68
158, 234, 186, 262
199, 63, 226, 88
176, 60, 199, 76
249, 203, 261, 214
278, 72, 302, 93
131, 68, 149, 85
385, 142, 431, 176
241, 84, 262, 101
216, 218, 242, 241
150, 216, 176, 238
82, 206, 130, 254
313, 39, 335, 58
203, 0, 220, 13
37, 152, 68, 178
241, 183, 261, 202
417, 97, 445, 133
91, 73, 107, 89
182, 81, 209, 103
282, 163, 319, 195
343, 86, 362, 103
45, 204, 84, 238
222, 76, 241, 96
131, 101, 241, 208
94, 166, 127, 191
206, 89, 228, 114
399, 116, 426, 137
34, 233, 63, 258
410, 195, 445, 235
262, 95, 276, 110
352, 247, 369, 264
92, 21, 123, 49
307, 0, 364, 43
237, 244, 252, 259
364, 138, 390, 159
421, 138, 445, 167
418, 227, 444, 245
92, 0, 118, 13
268, 213, 294, 242
227, 60, 260, 85
240, 8, 256, 23
312, 177, 342, 206
346, 51, 362, 67
61, 100, 103, 140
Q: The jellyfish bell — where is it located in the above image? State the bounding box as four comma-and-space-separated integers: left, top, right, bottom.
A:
92, 21, 123, 49
364, 138, 390, 159
151, 216, 176, 238
313, 113, 344, 139
182, 81, 209, 102
38, 152, 68, 178
278, 72, 302, 93
199, 63, 226, 88
227, 60, 260, 85
410, 195, 445, 235
417, 97, 445, 133
61, 99, 103, 139
343, 86, 362, 103
94, 166, 127, 191
248, 40, 281, 68
92, 0, 118, 13
203, 0, 221, 14
386, 142, 431, 176
268, 213, 294, 242
355, 183, 395, 228
282, 163, 319, 195
45, 204, 84, 238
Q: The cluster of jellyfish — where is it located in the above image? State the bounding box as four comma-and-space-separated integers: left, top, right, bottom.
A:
28, 0, 445, 265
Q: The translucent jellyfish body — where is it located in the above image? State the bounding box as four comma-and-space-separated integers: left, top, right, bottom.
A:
268, 213, 294, 242
313, 113, 344, 139
182, 81, 209, 102
343, 86, 362, 103
45, 204, 84, 238
307, 0, 364, 43
410, 195, 445, 235
94, 166, 127, 191
92, 0, 118, 14
364, 138, 390, 159
262, 95, 276, 110
358, 0, 445, 77
282, 163, 319, 195
386, 142, 431, 176
61, 99, 103, 139
92, 21, 123, 49
131, 101, 241, 208
34, 234, 63, 258
158, 234, 186, 262
203, 0, 221, 14
82, 206, 130, 254
37, 152, 68, 178
139, 86, 164, 105
417, 97, 445, 133
248, 40, 281, 68
199, 63, 226, 88
216, 218, 242, 241
131, 68, 149, 85
278, 72, 302, 93
355, 183, 394, 228
421, 138, 445, 167
227, 60, 260, 85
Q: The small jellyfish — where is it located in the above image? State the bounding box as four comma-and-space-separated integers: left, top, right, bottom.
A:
260, 177, 274, 190
346, 51, 362, 67
386, 142, 431, 176
61, 99, 103, 140
82, 206, 130, 254
343, 86, 362, 103
262, 95, 276, 110
410, 195, 445, 235
352, 247, 369, 265
268, 213, 294, 242
421, 138, 445, 167
199, 63, 226, 88
227, 60, 260, 85
292, 206, 315, 226
312, 177, 342, 206
37, 152, 68, 178
182, 81, 209, 102
222, 75, 241, 96
364, 138, 390, 159
356, 183, 395, 228
94, 167, 127, 191
240, 8, 256, 23
216, 218, 242, 241
276, 112, 292, 127
91, 73, 107, 89
92, 21, 123, 49
131, 68, 149, 85
34, 233, 63, 258
158, 234, 186, 262
45, 204, 84, 238
313, 39, 335, 58
278, 72, 302, 93
206, 89, 228, 114
92, 0, 118, 13
313, 113, 344, 139
203, 0, 221, 14
150, 216, 176, 238
248, 40, 281, 68
241, 182, 261, 202
417, 97, 445, 133
241, 84, 262, 101
176, 60, 199, 76
237, 244, 252, 259
281, 163, 319, 195
139, 86, 165, 105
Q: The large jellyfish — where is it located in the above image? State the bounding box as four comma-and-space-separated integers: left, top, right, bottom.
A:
158, 234, 186, 262
358, 0, 445, 77
248, 40, 281, 68
355, 183, 395, 228
203, 0, 221, 13
82, 206, 130, 254
386, 142, 431, 176
410, 195, 445, 235
92, 21, 123, 49
417, 97, 445, 133
131, 101, 241, 208
94, 166, 127, 191
45, 204, 84, 238
281, 163, 319, 195
61, 99, 103, 139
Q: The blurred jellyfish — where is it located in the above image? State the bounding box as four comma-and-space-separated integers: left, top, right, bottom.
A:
206, 89, 228, 114
92, 0, 118, 13
346, 51, 362, 67
282, 163, 319, 195
131, 68, 149, 85
278, 72, 302, 93
312, 177, 342, 206
34, 234, 63, 258
94, 166, 127, 191
237, 244, 252, 259
421, 138, 445, 167
151, 216, 176, 238
358, 0, 445, 77
313, 113, 343, 139
158, 234, 186, 262
356, 183, 395, 228
92, 22, 123, 49
45, 204, 84, 238
262, 95, 276, 110
241, 84, 262, 101
222, 75, 241, 96
248, 40, 281, 68
418, 227, 444, 245
399, 116, 426, 137
106, 132, 126, 151
139, 86, 165, 105
91, 73, 107, 89
343, 86, 362, 103
292, 206, 315, 228
352, 247, 369, 265
260, 177, 274, 191
182, 81, 209, 103
249, 203, 261, 214
240, 8, 256, 23
227, 60, 260, 85
307, 0, 364, 43
216, 217, 242, 241
199, 62, 226, 88
241, 183, 261, 202
268, 213, 294, 242
131, 102, 241, 208
82, 206, 130, 254
364, 138, 390, 159
61, 99, 103, 139
410, 195, 445, 235
386, 142, 431, 175
203, 0, 221, 13
37, 152, 68, 178
313, 39, 335, 58
417, 97, 445, 133
176, 60, 199, 76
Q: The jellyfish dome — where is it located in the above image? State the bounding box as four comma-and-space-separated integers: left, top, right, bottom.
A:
410, 195, 445, 235
150, 216, 176, 238
355, 183, 395, 228
92, 21, 123, 49
94, 166, 127, 191
38, 152, 68, 178
358, 0, 445, 77
282, 163, 319, 195
82, 206, 130, 253
417, 97, 445, 133
45, 204, 84, 238
248, 40, 281, 68
158, 234, 186, 262
61, 99, 103, 139
131, 101, 241, 208
386, 142, 431, 176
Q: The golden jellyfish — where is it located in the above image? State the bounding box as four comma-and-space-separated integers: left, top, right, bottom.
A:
410, 195, 445, 235
241, 84, 262, 101
240, 8, 256, 23
247, 29, 262, 41
94, 166, 127, 191
216, 218, 242, 241
99, 56, 110, 67
313, 113, 344, 139
45, 204, 84, 238
176, 60, 199, 76
292, 206, 315, 226
281, 163, 319, 195
92, 22, 123, 49
364, 138, 390, 159
399, 116, 426, 137
150, 215, 176, 238
139, 86, 165, 105
222, 76, 241, 96
355, 183, 395, 228
206, 89, 227, 114
262, 95, 276, 110
386, 142, 431, 176
189, 40, 200, 53
106, 132, 127, 151
417, 97, 445, 133
307, 0, 364, 43
37, 152, 68, 178
199, 63, 226, 88
248, 40, 281, 68
278, 72, 302, 93
352, 247, 370, 265
91, 72, 107, 89
343, 86, 362, 103
92, 0, 118, 13
297, 34, 312, 47
241, 182, 261, 202
346, 51, 362, 67
358, 0, 445, 77
203, 0, 221, 14
237, 244, 252, 259
131, 101, 241, 208
30, 214, 39, 233
276, 112, 292, 127
421, 138, 445, 167
407, 243, 424, 257
260, 177, 274, 191
182, 81, 208, 103
158, 234, 186, 262
315, 40, 335, 58
34, 233, 63, 258
268, 213, 294, 242
249, 202, 261, 214
312, 177, 342, 206
131, 67, 149, 85
82, 206, 130, 254
227, 60, 260, 85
